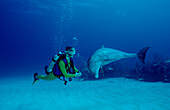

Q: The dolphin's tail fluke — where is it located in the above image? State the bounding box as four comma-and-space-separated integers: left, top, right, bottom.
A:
137, 47, 150, 64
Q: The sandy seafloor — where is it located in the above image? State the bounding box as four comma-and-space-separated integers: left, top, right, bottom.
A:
0, 76, 170, 110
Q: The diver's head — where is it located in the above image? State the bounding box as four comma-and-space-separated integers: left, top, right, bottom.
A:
65, 46, 76, 58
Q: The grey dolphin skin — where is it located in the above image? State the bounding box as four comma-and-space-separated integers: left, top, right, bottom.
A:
87, 47, 150, 78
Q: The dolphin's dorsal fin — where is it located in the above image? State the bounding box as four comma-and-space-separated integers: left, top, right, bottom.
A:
101, 45, 105, 48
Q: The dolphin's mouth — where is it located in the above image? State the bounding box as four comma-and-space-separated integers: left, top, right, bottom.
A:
88, 67, 93, 73
87, 67, 93, 74
87, 57, 92, 72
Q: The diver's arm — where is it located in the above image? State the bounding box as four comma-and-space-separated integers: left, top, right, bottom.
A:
73, 66, 79, 73
47, 54, 59, 73
73, 66, 82, 76
59, 60, 76, 78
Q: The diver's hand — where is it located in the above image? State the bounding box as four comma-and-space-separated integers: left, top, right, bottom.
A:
53, 54, 59, 62
79, 72, 82, 76
75, 72, 82, 77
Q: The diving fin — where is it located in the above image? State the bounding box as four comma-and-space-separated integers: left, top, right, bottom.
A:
137, 47, 150, 64
32, 72, 39, 85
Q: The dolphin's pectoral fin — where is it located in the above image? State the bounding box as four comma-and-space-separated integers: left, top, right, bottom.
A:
137, 47, 150, 64
99, 67, 106, 74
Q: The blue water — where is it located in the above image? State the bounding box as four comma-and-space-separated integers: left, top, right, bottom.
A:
1, 0, 170, 77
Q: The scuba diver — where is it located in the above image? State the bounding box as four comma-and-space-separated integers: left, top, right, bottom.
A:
32, 46, 82, 85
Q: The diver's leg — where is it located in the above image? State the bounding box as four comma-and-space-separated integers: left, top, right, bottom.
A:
37, 73, 58, 81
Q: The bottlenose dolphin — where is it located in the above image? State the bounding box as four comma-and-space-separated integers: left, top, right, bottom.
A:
87, 47, 150, 78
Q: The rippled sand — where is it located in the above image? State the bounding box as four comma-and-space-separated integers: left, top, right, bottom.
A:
0, 77, 170, 110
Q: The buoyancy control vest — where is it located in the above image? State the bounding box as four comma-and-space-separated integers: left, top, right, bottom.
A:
45, 53, 76, 85
53, 54, 75, 76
